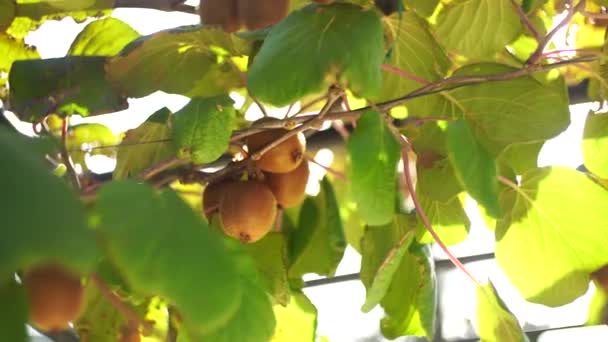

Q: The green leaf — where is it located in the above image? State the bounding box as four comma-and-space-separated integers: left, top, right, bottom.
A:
498, 141, 544, 176
248, 3, 384, 106
271, 290, 317, 342
14, 0, 113, 18
496, 167, 608, 306
68, 17, 140, 56
114, 107, 173, 180
201, 239, 276, 342
416, 156, 462, 203
96, 181, 274, 339
476, 282, 527, 342
447, 119, 501, 217
380, 244, 436, 340
415, 194, 470, 246
448, 63, 569, 154
347, 110, 401, 226
360, 215, 416, 313
9, 56, 128, 122
0, 129, 99, 277
288, 178, 346, 278
0, 279, 28, 342
587, 279, 608, 325
435, 0, 522, 58
0, 1, 15, 30
0, 33, 39, 87
583, 111, 608, 179
377, 12, 453, 118
172, 96, 235, 164
107, 26, 248, 98
245, 233, 290, 306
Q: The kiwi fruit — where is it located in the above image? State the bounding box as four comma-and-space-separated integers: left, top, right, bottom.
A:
219, 181, 277, 243
264, 161, 310, 208
202, 180, 235, 219
23, 264, 85, 332
237, 0, 289, 30
199, 0, 241, 33
246, 129, 306, 173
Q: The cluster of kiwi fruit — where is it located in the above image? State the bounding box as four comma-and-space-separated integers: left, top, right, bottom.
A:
199, 0, 290, 32
203, 125, 310, 243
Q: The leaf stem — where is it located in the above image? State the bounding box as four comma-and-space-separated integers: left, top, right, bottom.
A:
137, 156, 183, 181
509, 0, 541, 42
305, 155, 346, 181
400, 144, 481, 286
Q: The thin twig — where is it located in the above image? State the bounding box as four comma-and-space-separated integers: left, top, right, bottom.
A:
252, 96, 269, 117
331, 121, 350, 140
137, 156, 183, 181
251, 92, 342, 161
295, 94, 329, 115
306, 155, 346, 181
113, 0, 196, 13
90, 273, 152, 331
526, 0, 585, 65
381, 64, 430, 84
510, 0, 542, 42
60, 117, 81, 190
400, 143, 481, 286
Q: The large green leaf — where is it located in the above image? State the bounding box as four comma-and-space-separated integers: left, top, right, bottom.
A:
447, 119, 501, 217
0, 33, 39, 87
415, 194, 470, 246
0, 129, 99, 277
498, 141, 544, 176
435, 0, 522, 58
14, 0, 113, 18
0, 1, 15, 30
416, 156, 462, 203
200, 243, 276, 342
68, 17, 140, 56
360, 215, 416, 313
245, 233, 290, 306
476, 282, 527, 342
448, 63, 570, 154
496, 167, 608, 306
271, 290, 317, 342
288, 178, 346, 278
95, 181, 274, 340
107, 26, 248, 98
247, 3, 384, 106
0, 279, 28, 342
9, 56, 128, 121
407, 0, 440, 17
114, 107, 173, 180
347, 110, 401, 226
378, 12, 454, 118
172, 96, 235, 164
583, 111, 608, 179
380, 244, 436, 340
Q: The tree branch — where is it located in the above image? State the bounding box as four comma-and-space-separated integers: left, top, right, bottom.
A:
526, 0, 585, 65
113, 0, 197, 14
510, 0, 542, 42
60, 117, 81, 190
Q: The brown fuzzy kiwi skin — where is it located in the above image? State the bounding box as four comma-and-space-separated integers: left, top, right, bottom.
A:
203, 181, 236, 220
23, 264, 85, 332
199, 0, 241, 33
237, 0, 289, 31
264, 161, 310, 208
246, 129, 306, 174
219, 181, 277, 243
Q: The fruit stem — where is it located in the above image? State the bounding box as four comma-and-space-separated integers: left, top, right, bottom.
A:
400, 144, 482, 287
